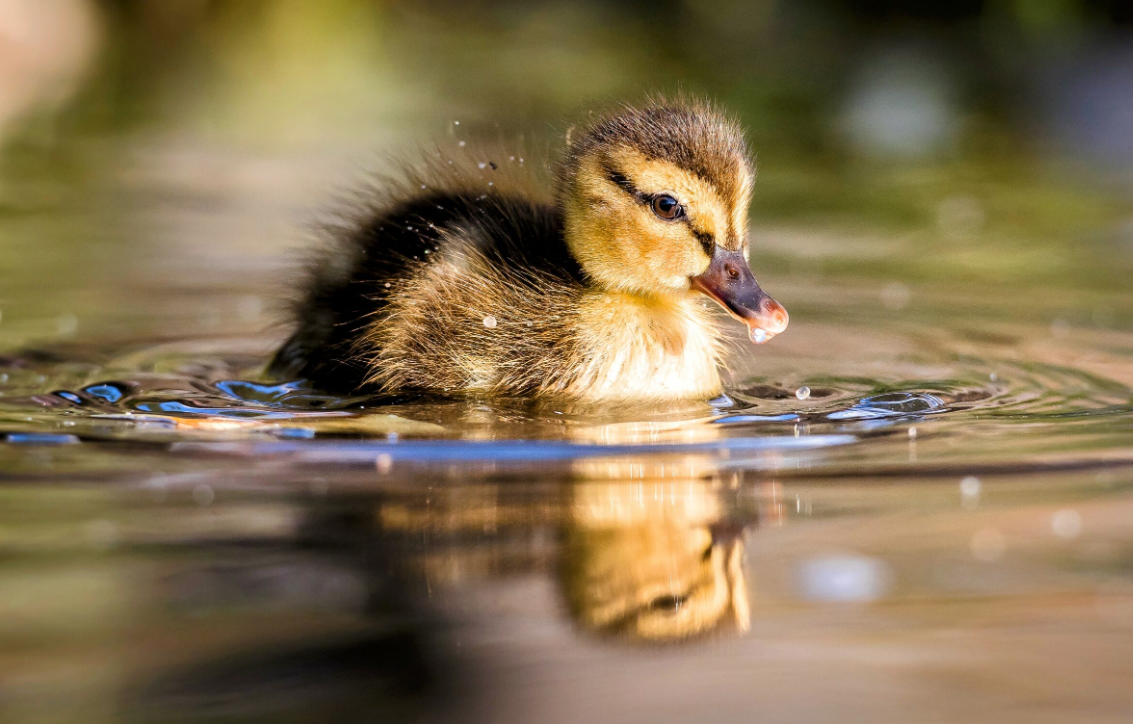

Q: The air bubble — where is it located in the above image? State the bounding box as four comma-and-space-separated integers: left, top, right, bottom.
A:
482, 315, 497, 328
795, 386, 811, 400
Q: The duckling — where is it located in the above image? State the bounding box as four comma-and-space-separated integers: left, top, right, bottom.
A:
270, 99, 788, 402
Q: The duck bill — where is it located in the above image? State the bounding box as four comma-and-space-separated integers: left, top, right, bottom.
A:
690, 248, 788, 344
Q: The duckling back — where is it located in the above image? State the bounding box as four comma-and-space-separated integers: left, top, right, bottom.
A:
271, 183, 586, 395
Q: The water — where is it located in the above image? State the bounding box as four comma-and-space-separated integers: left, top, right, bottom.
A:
2, 233, 1133, 722
3, 160, 1133, 722
3, 141, 1133, 721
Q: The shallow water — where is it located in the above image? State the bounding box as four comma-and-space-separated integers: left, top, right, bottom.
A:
4, 189, 1133, 723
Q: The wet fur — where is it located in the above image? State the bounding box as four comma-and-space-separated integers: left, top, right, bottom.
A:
272, 99, 754, 400
270, 155, 582, 394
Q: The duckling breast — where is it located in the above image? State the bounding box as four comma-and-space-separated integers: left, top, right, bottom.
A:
566, 292, 724, 401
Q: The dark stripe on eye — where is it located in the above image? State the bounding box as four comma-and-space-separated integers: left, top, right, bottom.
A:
694, 229, 714, 255
603, 165, 643, 200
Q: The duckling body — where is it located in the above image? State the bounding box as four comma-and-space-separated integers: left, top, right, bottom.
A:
271, 101, 788, 402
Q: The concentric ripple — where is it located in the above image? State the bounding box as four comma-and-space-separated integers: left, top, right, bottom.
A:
1, 343, 1131, 472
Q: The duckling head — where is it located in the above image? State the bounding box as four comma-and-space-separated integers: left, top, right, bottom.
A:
557, 100, 788, 343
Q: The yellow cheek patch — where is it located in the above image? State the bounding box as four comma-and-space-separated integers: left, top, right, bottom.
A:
608, 149, 749, 251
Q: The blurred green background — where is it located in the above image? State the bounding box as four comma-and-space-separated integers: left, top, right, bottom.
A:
0, 0, 1131, 350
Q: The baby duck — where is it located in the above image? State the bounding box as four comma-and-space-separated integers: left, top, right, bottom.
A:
271, 100, 788, 402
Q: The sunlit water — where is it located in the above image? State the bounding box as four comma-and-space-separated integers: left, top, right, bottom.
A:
2, 288, 1133, 722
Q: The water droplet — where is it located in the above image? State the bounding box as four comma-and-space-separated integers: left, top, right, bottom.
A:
525, 321, 533, 327
453, 120, 460, 125
458, 141, 466, 147
482, 315, 497, 329
1052, 509, 1082, 539
376, 453, 393, 474
420, 184, 427, 190
960, 476, 981, 509
478, 162, 487, 169
795, 386, 811, 400
797, 554, 892, 602
908, 426, 917, 439
384, 282, 391, 288
751, 328, 768, 343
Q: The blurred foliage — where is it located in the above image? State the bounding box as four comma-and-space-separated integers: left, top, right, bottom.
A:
0, 0, 1131, 348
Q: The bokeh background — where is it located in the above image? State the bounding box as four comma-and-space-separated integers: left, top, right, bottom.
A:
0, 0, 1131, 354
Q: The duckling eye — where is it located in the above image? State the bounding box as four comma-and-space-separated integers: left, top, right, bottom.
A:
651, 194, 682, 221
649, 594, 688, 613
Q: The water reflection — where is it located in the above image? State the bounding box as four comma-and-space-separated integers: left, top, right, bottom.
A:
375, 475, 760, 643
123, 473, 762, 722
562, 480, 753, 641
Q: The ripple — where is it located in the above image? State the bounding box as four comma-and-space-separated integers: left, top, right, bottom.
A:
1, 345, 1131, 471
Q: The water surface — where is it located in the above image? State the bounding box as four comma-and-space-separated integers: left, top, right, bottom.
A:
3, 154, 1133, 722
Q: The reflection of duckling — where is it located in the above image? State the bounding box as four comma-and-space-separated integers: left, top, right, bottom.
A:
366, 476, 755, 643
562, 481, 752, 641
272, 99, 787, 402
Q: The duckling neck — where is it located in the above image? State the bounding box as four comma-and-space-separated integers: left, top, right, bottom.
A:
568, 289, 724, 401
